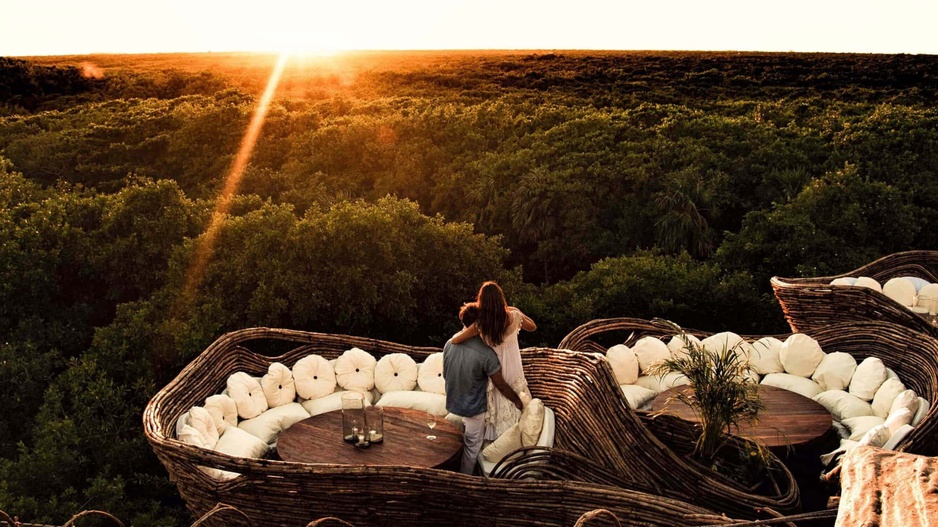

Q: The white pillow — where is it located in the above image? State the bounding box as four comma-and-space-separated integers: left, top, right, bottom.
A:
858, 424, 891, 447
884, 407, 914, 434
226, 372, 269, 419
334, 348, 378, 392
872, 379, 908, 418
900, 276, 930, 292
519, 399, 545, 446
631, 337, 671, 374
882, 424, 915, 451
749, 337, 784, 375
606, 344, 639, 385
830, 277, 858, 286
760, 373, 824, 400
779, 334, 825, 377
375, 390, 447, 416
417, 353, 445, 394
811, 352, 858, 392
812, 390, 873, 421
885, 367, 900, 382
667, 333, 701, 360
889, 389, 920, 417
214, 425, 269, 459
917, 283, 938, 312
374, 353, 419, 393
293, 354, 337, 400
204, 394, 238, 433
300, 390, 374, 416
179, 424, 214, 449
701, 332, 752, 363
854, 276, 882, 292
261, 362, 296, 408
481, 423, 522, 463
842, 415, 886, 441
883, 277, 917, 307
912, 397, 930, 426
634, 372, 689, 394
621, 384, 658, 409
848, 357, 888, 401
181, 406, 220, 449
237, 402, 310, 444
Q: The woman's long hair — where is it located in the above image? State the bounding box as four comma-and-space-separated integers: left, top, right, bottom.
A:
475, 281, 509, 347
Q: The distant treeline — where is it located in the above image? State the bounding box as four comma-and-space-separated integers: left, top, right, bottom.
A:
0, 51, 935, 525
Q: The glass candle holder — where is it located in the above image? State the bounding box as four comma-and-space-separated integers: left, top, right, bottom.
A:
341, 392, 365, 443
365, 405, 384, 444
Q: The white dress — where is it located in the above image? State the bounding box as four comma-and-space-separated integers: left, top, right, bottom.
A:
484, 308, 528, 439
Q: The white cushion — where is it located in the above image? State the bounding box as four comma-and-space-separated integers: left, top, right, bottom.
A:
749, 337, 784, 374
481, 423, 522, 463
519, 399, 545, 446
883, 277, 917, 307
214, 425, 268, 459
884, 367, 900, 382
916, 283, 938, 312
374, 353, 419, 394
300, 390, 374, 416
884, 407, 914, 434
478, 407, 555, 475
634, 372, 689, 394
702, 332, 753, 364
293, 354, 337, 400
237, 403, 310, 444
811, 352, 857, 392
854, 276, 882, 292
760, 373, 824, 400
830, 277, 858, 286
417, 353, 446, 395
261, 362, 296, 408
779, 334, 825, 377
889, 389, 920, 417
631, 337, 671, 374
227, 372, 269, 419
175, 411, 190, 438
179, 424, 214, 450
912, 397, 930, 426
882, 424, 915, 450
812, 390, 873, 421
334, 348, 378, 392
842, 416, 886, 441
848, 357, 888, 401
620, 384, 658, 409
858, 424, 891, 447
204, 394, 238, 433
606, 344, 639, 385
872, 379, 907, 418
375, 390, 447, 416
820, 438, 859, 466
179, 406, 220, 449
667, 333, 702, 360
900, 276, 930, 292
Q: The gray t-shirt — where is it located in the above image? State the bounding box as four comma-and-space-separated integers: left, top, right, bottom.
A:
443, 335, 501, 417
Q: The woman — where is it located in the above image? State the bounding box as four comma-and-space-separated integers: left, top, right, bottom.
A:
452, 281, 537, 438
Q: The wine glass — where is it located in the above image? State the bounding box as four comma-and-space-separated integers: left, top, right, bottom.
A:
426, 412, 437, 440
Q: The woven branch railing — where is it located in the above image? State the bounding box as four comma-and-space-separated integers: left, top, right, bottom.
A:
771, 250, 938, 337
144, 328, 740, 527
558, 317, 938, 459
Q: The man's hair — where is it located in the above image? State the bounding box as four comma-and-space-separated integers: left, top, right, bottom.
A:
459, 303, 480, 327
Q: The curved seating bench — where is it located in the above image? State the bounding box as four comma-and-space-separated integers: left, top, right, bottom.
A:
771, 250, 938, 337
144, 328, 736, 527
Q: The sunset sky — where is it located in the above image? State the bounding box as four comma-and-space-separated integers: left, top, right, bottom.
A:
2, 0, 936, 56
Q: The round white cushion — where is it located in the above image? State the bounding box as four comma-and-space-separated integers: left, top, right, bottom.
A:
779, 334, 825, 377
854, 276, 882, 292
871, 379, 907, 418
830, 277, 858, 286
293, 354, 337, 400
667, 333, 702, 360
849, 357, 888, 401
811, 352, 858, 392
417, 353, 446, 395
883, 277, 917, 307
606, 344, 639, 385
227, 372, 269, 419
916, 283, 938, 312
842, 415, 886, 441
899, 276, 930, 292
374, 353, 419, 393
261, 362, 296, 408
760, 373, 824, 400
334, 347, 378, 392
812, 390, 873, 421
701, 332, 752, 364
632, 337, 671, 374
204, 394, 238, 433
750, 337, 784, 375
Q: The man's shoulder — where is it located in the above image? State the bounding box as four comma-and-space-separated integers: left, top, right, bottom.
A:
444, 336, 495, 355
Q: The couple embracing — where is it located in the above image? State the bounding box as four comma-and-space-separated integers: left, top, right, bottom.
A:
442, 281, 537, 474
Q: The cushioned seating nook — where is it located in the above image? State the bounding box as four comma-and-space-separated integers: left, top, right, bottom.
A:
146, 328, 748, 526
771, 250, 938, 338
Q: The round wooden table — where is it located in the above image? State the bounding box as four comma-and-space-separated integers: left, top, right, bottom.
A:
651, 384, 832, 449
277, 406, 463, 468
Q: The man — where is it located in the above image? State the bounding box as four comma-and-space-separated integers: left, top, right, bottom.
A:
443, 303, 523, 474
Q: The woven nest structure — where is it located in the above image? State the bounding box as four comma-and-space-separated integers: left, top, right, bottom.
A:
144, 328, 745, 527
771, 250, 938, 337
559, 317, 938, 459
